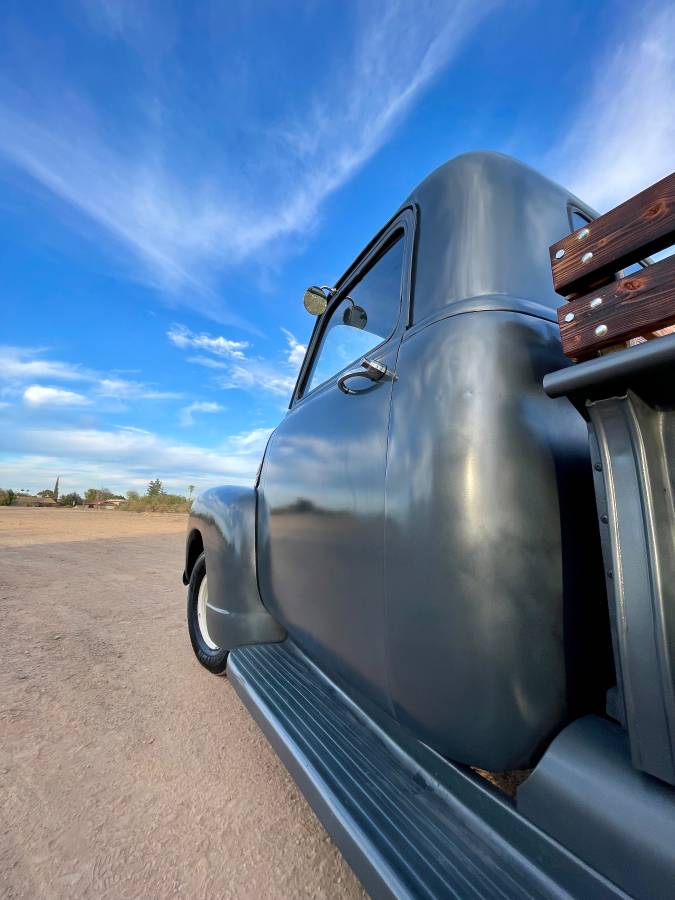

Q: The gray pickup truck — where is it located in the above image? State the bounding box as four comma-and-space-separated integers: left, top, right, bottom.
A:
183, 152, 675, 899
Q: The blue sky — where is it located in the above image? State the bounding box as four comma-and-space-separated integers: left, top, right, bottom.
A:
1, 0, 674, 497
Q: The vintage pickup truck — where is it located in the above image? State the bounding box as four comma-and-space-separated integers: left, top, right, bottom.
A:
183, 152, 675, 898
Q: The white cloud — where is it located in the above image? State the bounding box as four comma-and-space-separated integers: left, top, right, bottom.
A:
170, 323, 302, 399
553, 4, 675, 212
23, 385, 91, 407
0, 1, 494, 308
95, 378, 183, 401
215, 364, 296, 399
0, 346, 184, 407
228, 427, 273, 452
0, 424, 262, 495
0, 346, 90, 382
167, 326, 249, 359
179, 400, 223, 427
185, 355, 229, 370
282, 329, 307, 368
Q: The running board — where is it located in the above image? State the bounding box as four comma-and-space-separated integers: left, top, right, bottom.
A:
227, 642, 623, 899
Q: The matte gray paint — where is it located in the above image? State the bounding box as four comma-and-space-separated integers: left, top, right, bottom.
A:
257, 210, 415, 712
590, 394, 675, 785
545, 337, 675, 785
384, 306, 611, 770
402, 151, 596, 325
185, 153, 610, 764
519, 715, 675, 899
544, 330, 675, 407
231, 153, 610, 769
182, 150, 675, 893
186, 487, 285, 650
228, 641, 625, 899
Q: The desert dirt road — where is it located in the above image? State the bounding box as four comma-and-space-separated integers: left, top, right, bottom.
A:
0, 509, 365, 899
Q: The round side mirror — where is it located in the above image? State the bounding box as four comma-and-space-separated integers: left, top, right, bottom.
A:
303, 286, 328, 316
342, 304, 367, 330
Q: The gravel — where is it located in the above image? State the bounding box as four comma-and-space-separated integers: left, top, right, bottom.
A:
0, 509, 365, 899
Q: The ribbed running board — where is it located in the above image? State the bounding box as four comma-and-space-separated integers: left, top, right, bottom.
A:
228, 642, 623, 900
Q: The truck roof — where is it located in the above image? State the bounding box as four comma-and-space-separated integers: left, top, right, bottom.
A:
401, 151, 595, 324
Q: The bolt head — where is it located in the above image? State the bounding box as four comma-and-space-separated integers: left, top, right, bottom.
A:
590, 297, 603, 308
564, 312, 575, 322
577, 227, 590, 240
582, 251, 594, 264
595, 324, 608, 336
555, 249, 565, 259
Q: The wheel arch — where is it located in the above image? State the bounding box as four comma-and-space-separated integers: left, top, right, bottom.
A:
183, 528, 204, 585
184, 486, 285, 650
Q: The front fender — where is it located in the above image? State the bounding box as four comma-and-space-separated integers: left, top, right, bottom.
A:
186, 486, 285, 651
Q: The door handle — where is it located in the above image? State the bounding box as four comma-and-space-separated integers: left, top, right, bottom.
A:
337, 357, 394, 395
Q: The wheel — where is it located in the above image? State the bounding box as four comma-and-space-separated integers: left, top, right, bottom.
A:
187, 552, 228, 674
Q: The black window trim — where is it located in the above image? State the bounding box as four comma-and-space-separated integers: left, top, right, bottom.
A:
289, 205, 417, 408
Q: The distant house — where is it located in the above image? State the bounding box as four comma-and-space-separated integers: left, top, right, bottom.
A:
85, 498, 126, 509
15, 494, 58, 508
101, 498, 126, 509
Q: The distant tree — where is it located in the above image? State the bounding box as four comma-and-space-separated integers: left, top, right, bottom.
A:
53, 475, 60, 502
59, 492, 83, 507
147, 478, 164, 497
37, 489, 54, 499
126, 490, 141, 501
187, 484, 195, 500
1, 489, 16, 506
84, 487, 114, 503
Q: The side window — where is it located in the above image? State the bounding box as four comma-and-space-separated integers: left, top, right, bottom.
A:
305, 235, 404, 395
570, 209, 591, 232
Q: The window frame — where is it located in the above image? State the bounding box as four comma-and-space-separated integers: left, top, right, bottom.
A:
290, 205, 417, 407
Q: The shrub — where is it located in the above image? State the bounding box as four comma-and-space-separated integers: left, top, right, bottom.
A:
118, 493, 192, 514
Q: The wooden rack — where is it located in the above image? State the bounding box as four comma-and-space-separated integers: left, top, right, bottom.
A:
550, 172, 675, 360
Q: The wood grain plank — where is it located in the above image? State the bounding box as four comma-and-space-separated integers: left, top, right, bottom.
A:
557, 253, 675, 358
550, 172, 675, 296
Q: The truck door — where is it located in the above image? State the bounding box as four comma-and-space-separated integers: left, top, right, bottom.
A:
257, 210, 414, 710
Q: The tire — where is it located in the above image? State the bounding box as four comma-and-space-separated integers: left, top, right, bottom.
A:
187, 552, 229, 674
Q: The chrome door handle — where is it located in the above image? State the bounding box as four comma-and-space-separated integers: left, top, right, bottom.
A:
337, 357, 394, 394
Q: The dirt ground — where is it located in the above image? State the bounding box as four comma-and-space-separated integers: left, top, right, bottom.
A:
0, 508, 365, 899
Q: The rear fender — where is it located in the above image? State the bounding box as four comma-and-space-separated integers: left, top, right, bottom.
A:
185, 486, 285, 650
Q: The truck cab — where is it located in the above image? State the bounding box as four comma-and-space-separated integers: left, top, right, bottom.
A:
183, 152, 675, 898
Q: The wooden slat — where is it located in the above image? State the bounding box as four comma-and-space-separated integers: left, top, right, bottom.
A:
558, 253, 675, 359
550, 172, 675, 296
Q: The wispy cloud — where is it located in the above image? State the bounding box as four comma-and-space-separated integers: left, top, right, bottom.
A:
0, 1, 494, 317
167, 325, 249, 359
229, 426, 273, 452
23, 385, 91, 407
282, 328, 307, 368
553, 4, 675, 211
0, 346, 90, 382
0, 423, 266, 494
0, 345, 183, 407
215, 364, 296, 399
96, 378, 183, 402
178, 400, 223, 427
169, 323, 304, 399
